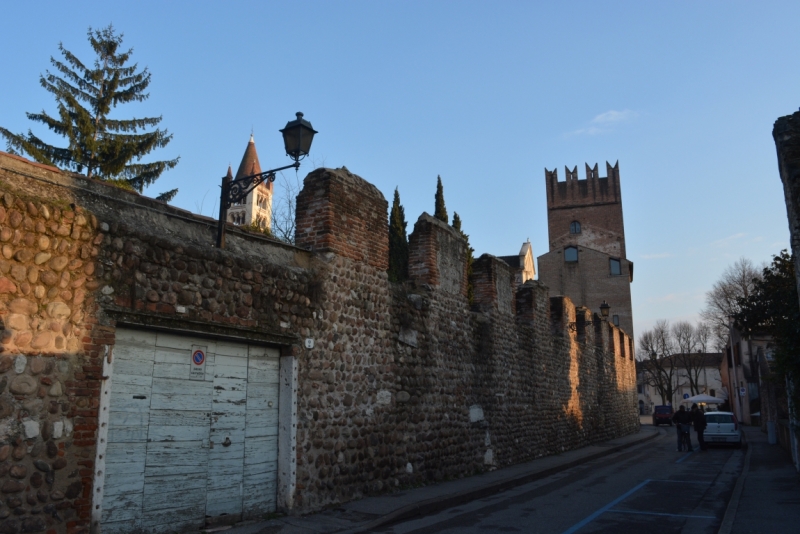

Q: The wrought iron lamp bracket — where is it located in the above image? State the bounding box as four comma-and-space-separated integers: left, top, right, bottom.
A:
221, 162, 299, 209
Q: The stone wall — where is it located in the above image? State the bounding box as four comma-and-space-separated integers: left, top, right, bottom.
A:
0, 151, 638, 532
0, 157, 113, 534
772, 111, 800, 473
774, 111, 800, 311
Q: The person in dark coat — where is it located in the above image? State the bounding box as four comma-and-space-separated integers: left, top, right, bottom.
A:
672, 405, 693, 451
691, 403, 707, 451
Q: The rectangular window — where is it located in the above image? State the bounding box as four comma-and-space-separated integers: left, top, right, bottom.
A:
637, 384, 642, 394
612, 314, 620, 326
564, 246, 578, 262
610, 258, 621, 276
710, 389, 715, 397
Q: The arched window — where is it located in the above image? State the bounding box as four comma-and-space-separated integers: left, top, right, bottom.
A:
564, 246, 578, 263
570, 221, 581, 234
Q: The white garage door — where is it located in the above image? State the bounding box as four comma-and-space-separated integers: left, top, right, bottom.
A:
100, 328, 280, 534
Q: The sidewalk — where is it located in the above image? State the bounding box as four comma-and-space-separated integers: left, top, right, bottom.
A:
719, 425, 800, 534
212, 426, 659, 534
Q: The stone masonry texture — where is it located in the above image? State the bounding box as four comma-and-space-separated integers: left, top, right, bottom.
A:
773, 111, 800, 309
0, 151, 638, 532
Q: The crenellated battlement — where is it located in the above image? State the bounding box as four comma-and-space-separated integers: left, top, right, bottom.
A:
545, 161, 621, 209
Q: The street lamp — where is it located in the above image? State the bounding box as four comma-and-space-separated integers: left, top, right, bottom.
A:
567, 301, 612, 332
216, 112, 318, 249
600, 300, 610, 319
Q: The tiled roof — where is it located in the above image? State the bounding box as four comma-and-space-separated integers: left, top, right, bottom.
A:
498, 255, 521, 269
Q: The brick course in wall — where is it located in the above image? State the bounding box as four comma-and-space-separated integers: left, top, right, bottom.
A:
0, 152, 638, 531
295, 167, 388, 271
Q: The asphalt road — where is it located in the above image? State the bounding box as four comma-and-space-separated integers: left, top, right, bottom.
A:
376, 424, 745, 534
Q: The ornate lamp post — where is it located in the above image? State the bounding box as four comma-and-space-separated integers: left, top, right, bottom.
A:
216, 112, 317, 249
599, 300, 610, 319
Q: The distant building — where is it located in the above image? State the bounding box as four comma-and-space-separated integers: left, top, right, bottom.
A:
536, 162, 634, 336
637, 353, 725, 413
499, 240, 535, 290
226, 135, 273, 231
722, 328, 772, 426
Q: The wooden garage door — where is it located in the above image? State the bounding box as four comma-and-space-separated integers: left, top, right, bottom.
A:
100, 329, 280, 533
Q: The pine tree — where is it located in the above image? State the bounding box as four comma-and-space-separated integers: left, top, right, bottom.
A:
0, 25, 179, 200
452, 212, 475, 304
434, 175, 448, 222
388, 187, 409, 282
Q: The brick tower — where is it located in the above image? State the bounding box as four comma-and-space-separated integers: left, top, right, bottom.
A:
226, 135, 273, 231
536, 162, 634, 336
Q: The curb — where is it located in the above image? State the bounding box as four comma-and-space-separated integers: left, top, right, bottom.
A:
716, 433, 752, 534
352, 429, 660, 533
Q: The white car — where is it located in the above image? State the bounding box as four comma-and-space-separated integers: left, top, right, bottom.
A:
704, 411, 743, 448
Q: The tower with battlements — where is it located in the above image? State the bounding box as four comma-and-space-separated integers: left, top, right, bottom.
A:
226, 135, 273, 231
537, 161, 634, 336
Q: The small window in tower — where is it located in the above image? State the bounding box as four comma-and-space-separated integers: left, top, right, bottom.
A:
610, 258, 622, 276
570, 221, 581, 234
564, 246, 578, 263
612, 314, 620, 326
710, 389, 716, 397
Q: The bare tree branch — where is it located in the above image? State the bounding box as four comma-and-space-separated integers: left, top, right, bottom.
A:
701, 257, 762, 351
270, 171, 301, 244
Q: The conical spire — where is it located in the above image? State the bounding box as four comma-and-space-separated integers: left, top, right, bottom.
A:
235, 135, 262, 180
225, 165, 233, 179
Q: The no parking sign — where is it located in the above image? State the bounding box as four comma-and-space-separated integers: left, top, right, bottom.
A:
190, 345, 207, 380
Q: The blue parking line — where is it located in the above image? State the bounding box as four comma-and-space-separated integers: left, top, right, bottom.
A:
560, 479, 651, 534
607, 509, 716, 519
675, 450, 696, 464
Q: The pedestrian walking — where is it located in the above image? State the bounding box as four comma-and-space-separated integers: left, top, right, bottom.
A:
691, 403, 707, 451
672, 405, 693, 451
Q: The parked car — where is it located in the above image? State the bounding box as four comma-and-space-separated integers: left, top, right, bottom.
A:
652, 405, 674, 426
704, 411, 742, 448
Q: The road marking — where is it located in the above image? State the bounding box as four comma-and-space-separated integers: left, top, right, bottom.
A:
560, 479, 651, 534
675, 450, 696, 464
649, 479, 709, 484
607, 509, 716, 519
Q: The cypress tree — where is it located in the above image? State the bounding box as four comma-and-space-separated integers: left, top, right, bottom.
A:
434, 175, 448, 222
388, 187, 409, 282
452, 212, 475, 304
452, 212, 462, 232
0, 25, 179, 200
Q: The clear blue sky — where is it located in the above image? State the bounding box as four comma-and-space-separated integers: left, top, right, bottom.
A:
2, 1, 797, 339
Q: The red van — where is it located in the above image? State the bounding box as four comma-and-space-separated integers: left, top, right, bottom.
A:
652, 405, 674, 426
